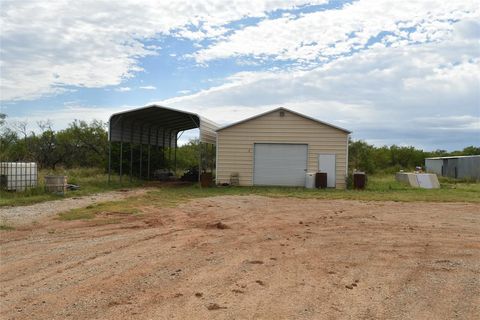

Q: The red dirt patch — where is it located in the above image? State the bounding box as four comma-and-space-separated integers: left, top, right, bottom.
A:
0, 196, 479, 319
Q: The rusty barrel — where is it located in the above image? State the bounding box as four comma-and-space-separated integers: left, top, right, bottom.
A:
353, 172, 366, 189
200, 173, 213, 188
45, 176, 67, 194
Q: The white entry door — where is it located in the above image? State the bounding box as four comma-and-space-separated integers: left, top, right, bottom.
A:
318, 154, 336, 188
254, 143, 308, 186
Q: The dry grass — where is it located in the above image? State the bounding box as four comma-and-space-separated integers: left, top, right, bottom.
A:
0, 167, 142, 207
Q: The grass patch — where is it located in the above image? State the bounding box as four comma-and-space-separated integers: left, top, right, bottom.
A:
58, 211, 95, 221
0, 224, 15, 231
144, 175, 480, 203
57, 201, 140, 221
0, 167, 143, 208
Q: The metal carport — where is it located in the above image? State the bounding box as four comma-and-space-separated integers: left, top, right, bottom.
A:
108, 105, 219, 182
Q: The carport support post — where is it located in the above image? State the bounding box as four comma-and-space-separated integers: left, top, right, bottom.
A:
168, 130, 172, 171
198, 141, 202, 184
155, 127, 159, 175
119, 122, 124, 184
130, 123, 134, 182
119, 142, 123, 183
147, 126, 151, 180
139, 126, 143, 179
162, 128, 166, 168
174, 132, 178, 176
108, 140, 112, 183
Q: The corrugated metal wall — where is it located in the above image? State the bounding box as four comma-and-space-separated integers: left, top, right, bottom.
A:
426, 156, 480, 180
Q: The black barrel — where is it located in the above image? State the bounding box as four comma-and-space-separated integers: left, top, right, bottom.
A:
353, 172, 366, 189
315, 172, 327, 189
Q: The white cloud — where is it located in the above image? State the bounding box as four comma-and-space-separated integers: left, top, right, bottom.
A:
0, 0, 327, 101
413, 115, 480, 131
194, 0, 479, 63
158, 27, 480, 149
139, 85, 156, 90
114, 87, 131, 92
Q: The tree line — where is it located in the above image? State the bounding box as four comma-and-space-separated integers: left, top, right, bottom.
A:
348, 139, 479, 174
0, 114, 108, 169
0, 113, 478, 173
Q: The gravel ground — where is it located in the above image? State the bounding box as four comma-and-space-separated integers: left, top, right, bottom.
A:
1, 196, 479, 319
0, 188, 149, 226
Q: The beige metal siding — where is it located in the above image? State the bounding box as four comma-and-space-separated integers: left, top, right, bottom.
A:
216, 110, 349, 188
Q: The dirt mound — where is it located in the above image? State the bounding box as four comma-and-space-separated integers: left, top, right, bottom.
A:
206, 303, 227, 310
206, 221, 230, 229
144, 218, 163, 228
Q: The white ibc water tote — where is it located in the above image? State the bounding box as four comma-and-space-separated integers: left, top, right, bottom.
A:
0, 162, 38, 191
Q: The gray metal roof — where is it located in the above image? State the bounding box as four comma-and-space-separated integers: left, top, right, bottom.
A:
216, 107, 351, 133
109, 105, 219, 146
425, 155, 480, 160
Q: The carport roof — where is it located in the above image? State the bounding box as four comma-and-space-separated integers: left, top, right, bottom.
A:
109, 105, 219, 145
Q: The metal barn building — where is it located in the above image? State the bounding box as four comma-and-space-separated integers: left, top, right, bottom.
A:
425, 155, 480, 180
215, 107, 351, 188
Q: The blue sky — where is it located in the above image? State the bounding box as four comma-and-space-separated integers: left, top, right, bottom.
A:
1, 0, 479, 150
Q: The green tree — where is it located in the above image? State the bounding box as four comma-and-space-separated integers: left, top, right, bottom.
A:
175, 139, 200, 170
32, 127, 67, 169
461, 146, 480, 155
348, 139, 375, 173
59, 120, 108, 167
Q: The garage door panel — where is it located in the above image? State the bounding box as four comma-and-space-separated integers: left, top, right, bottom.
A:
254, 144, 307, 186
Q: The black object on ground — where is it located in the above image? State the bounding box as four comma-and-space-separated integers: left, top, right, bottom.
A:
180, 166, 199, 182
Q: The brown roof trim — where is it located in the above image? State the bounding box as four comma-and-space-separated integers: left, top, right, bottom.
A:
216, 107, 351, 134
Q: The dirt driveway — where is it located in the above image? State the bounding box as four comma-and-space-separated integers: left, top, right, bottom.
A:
1, 196, 479, 319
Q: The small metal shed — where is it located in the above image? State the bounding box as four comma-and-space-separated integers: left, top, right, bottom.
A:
108, 105, 219, 182
425, 155, 480, 180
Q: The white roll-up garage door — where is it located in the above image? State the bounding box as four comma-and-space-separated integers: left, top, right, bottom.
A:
253, 143, 308, 186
